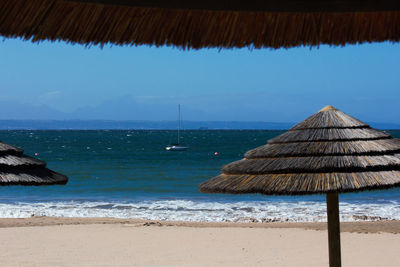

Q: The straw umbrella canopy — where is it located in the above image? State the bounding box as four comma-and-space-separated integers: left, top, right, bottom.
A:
0, 1, 400, 49
0, 141, 68, 185
199, 105, 400, 267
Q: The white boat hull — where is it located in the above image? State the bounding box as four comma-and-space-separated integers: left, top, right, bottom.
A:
166, 145, 188, 151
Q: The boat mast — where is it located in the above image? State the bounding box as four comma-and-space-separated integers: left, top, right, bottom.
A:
178, 104, 180, 145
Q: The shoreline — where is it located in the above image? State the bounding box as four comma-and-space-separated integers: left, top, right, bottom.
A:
1, 216, 399, 233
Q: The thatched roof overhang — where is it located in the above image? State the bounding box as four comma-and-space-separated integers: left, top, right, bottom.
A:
198, 106, 400, 195
0, 140, 68, 185
61, 1, 400, 12
1, 0, 400, 49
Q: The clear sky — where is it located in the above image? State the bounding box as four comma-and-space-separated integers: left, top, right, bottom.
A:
0, 38, 399, 122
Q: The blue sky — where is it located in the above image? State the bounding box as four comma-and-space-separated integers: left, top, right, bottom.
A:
0, 38, 399, 122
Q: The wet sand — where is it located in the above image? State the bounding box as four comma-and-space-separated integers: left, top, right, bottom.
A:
0, 216, 400, 233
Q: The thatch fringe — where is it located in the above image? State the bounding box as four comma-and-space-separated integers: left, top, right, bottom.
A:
245, 139, 400, 158
0, 169, 68, 185
0, 142, 24, 154
1, 0, 400, 49
0, 155, 46, 167
59, 1, 400, 13
222, 155, 400, 174
268, 128, 390, 143
199, 171, 400, 195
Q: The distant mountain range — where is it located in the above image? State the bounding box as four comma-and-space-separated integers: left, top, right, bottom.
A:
0, 99, 203, 121
0, 99, 399, 130
0, 120, 399, 130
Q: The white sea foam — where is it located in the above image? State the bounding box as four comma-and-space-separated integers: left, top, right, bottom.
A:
0, 200, 399, 222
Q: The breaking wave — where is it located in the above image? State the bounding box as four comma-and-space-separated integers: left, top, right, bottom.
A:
0, 199, 399, 223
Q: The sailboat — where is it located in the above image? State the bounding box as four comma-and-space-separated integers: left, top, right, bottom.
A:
166, 104, 188, 151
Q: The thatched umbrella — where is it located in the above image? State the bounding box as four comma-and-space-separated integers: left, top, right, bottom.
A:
0, 1, 399, 49
0, 141, 68, 185
199, 105, 400, 267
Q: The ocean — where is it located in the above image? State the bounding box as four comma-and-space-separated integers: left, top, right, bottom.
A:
0, 130, 399, 222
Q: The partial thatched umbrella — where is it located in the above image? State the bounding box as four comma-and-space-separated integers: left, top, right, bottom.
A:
199, 105, 400, 267
0, 1, 399, 49
0, 141, 68, 185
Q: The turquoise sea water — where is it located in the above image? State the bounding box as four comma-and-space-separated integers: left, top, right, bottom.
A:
0, 130, 399, 222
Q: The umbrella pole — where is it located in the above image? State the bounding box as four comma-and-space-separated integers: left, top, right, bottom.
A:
326, 192, 342, 267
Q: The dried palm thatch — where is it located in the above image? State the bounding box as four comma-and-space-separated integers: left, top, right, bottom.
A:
0, 1, 400, 49
199, 106, 400, 195
0, 140, 68, 185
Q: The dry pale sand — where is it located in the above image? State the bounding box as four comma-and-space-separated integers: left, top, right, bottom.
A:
0, 217, 399, 267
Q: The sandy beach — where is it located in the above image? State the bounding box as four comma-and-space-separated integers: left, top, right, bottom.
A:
0, 217, 399, 267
